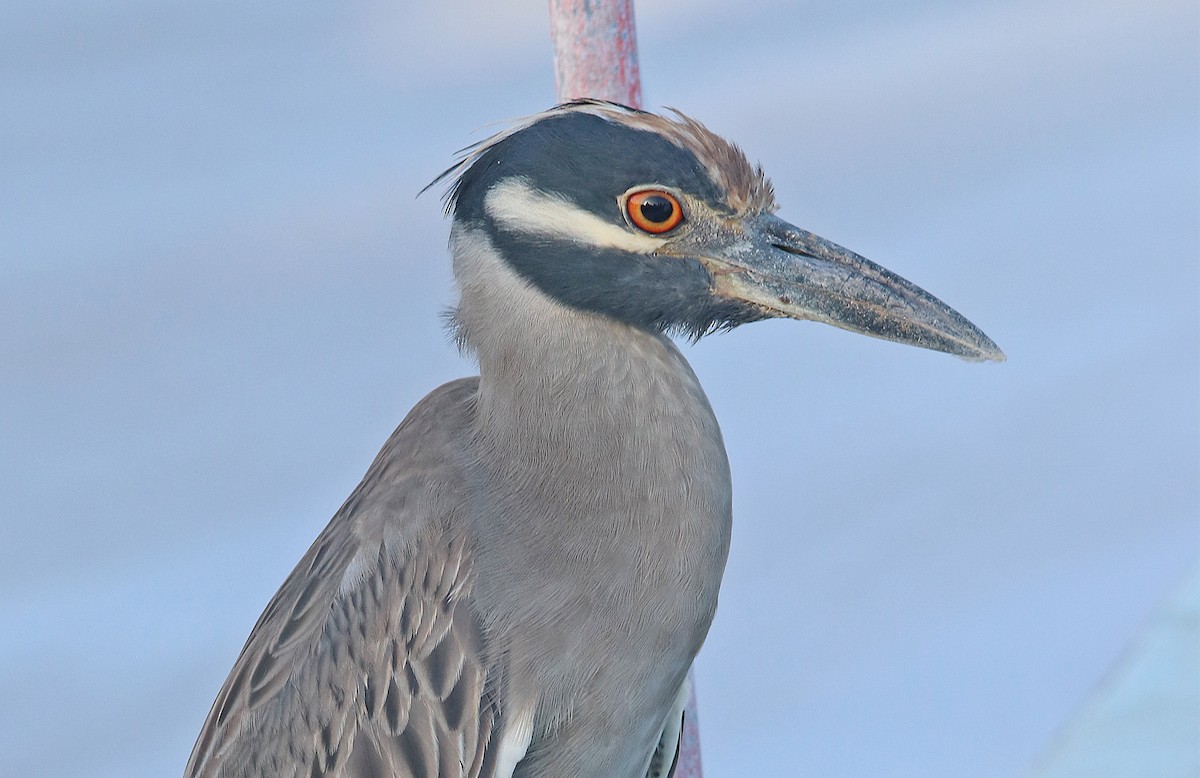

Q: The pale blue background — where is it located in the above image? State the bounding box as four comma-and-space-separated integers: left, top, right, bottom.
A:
2, 1, 1196, 776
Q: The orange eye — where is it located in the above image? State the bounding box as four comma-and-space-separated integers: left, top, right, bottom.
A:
626, 190, 684, 234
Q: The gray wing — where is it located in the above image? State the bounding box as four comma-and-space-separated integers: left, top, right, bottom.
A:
185, 378, 505, 778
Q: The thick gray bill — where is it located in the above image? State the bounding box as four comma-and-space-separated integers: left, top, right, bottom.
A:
696, 214, 1005, 362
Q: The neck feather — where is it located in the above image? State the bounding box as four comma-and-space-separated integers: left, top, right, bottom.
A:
450, 225, 724, 474
449, 225, 733, 674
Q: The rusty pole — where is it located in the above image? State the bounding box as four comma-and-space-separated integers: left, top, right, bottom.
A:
547, 2, 706, 775
548, 0, 642, 108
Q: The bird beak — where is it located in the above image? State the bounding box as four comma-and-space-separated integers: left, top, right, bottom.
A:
690, 213, 1005, 362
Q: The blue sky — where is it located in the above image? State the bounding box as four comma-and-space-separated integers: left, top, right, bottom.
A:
2, 1, 1196, 775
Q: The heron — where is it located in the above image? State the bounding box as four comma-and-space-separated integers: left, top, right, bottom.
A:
184, 100, 1003, 778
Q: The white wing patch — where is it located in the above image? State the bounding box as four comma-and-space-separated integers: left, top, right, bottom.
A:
493, 702, 537, 778
484, 178, 664, 254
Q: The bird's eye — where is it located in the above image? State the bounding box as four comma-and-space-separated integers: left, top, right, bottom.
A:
626, 190, 684, 234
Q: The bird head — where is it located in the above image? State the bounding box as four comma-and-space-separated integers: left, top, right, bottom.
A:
436, 100, 1003, 362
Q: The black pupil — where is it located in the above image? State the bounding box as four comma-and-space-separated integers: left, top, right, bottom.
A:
639, 195, 674, 224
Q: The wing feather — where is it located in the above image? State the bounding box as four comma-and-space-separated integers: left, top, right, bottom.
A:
185, 378, 509, 778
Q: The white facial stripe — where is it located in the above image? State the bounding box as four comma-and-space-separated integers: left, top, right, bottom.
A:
483, 178, 664, 254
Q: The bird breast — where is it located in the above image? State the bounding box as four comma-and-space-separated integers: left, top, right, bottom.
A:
452, 226, 733, 773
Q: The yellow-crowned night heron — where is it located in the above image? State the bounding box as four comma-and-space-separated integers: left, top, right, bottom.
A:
184, 100, 1003, 778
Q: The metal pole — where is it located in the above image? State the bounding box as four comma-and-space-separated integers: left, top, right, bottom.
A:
547, 3, 705, 775
548, 0, 642, 108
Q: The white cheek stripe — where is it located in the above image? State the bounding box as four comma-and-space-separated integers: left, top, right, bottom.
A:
483, 178, 664, 254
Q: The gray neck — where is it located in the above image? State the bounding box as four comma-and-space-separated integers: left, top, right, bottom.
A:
450, 223, 731, 614
451, 224, 727, 496
450, 225, 734, 772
